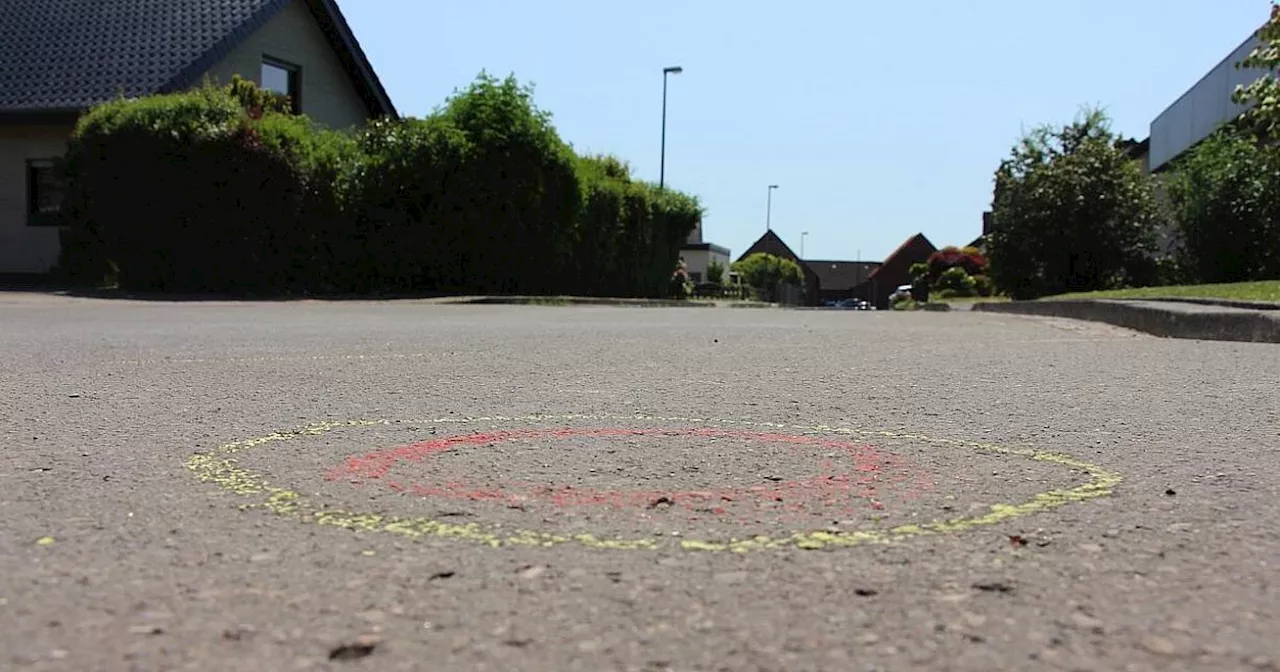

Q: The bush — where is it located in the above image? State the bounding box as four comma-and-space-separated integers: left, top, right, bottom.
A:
60, 78, 353, 293
731, 252, 802, 302
706, 260, 725, 285
57, 73, 704, 297
572, 155, 701, 297
1164, 128, 1280, 284
926, 246, 987, 284
934, 266, 977, 297
988, 108, 1160, 299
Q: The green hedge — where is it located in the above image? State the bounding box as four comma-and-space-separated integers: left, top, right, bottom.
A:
58, 73, 702, 297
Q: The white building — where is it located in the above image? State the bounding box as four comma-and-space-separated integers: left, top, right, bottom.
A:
1148, 30, 1263, 171
679, 219, 730, 284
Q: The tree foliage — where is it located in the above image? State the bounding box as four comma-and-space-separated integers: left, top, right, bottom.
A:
987, 108, 1160, 299
58, 73, 702, 297
1164, 128, 1280, 283
731, 252, 802, 301
1233, 3, 1280, 136
706, 260, 726, 285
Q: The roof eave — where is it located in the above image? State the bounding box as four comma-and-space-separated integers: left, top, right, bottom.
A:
312, 0, 398, 119
160, 0, 398, 120
0, 108, 84, 126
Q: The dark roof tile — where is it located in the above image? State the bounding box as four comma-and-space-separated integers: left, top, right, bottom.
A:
0, 0, 280, 111
0, 0, 395, 117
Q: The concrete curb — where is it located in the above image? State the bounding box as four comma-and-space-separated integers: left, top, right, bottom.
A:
1120, 296, 1280, 311
433, 296, 718, 308
972, 299, 1280, 344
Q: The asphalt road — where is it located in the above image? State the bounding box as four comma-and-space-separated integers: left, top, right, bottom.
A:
1, 293, 1277, 672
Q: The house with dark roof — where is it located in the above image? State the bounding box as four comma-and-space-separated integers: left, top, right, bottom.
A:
737, 229, 936, 307
736, 229, 820, 305
1, 0, 397, 275
864, 233, 937, 309
807, 260, 881, 304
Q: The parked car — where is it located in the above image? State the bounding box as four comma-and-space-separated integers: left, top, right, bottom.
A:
834, 298, 871, 311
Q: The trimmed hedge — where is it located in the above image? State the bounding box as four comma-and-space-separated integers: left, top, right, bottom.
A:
58, 74, 702, 297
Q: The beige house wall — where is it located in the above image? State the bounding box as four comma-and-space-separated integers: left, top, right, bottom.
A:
201, 0, 372, 130
2, 0, 379, 273
681, 247, 731, 284
0, 124, 74, 273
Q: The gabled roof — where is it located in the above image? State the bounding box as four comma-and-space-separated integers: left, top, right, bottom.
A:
0, 0, 396, 118
806, 260, 881, 291
867, 233, 936, 281
738, 229, 799, 263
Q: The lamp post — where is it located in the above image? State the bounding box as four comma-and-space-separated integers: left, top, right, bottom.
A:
659, 66, 683, 190
766, 184, 779, 231
801, 231, 809, 259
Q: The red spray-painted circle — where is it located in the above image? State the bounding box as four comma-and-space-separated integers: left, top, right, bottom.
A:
325, 427, 932, 517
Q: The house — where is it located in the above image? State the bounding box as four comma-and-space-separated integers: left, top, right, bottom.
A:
864, 233, 937, 309
807, 260, 881, 304
736, 229, 820, 305
679, 220, 731, 284
0, 0, 397, 275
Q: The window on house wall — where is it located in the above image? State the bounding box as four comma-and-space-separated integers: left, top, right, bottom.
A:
26, 158, 64, 227
689, 272, 702, 283
261, 57, 301, 114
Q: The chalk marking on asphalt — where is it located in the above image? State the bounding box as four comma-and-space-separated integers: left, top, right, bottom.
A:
186, 414, 1124, 553
110, 352, 446, 366
326, 427, 927, 519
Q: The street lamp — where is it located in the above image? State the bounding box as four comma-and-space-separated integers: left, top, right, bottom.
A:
801, 231, 809, 259
766, 184, 779, 231
659, 66, 683, 190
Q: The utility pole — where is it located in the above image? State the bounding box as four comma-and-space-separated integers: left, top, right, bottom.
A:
659, 66, 683, 189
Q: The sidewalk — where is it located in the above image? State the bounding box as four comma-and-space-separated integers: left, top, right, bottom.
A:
972, 299, 1280, 344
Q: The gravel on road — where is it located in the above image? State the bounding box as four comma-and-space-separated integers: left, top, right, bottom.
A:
1, 293, 1277, 671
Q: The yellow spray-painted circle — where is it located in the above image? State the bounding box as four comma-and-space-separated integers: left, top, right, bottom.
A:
185, 414, 1123, 553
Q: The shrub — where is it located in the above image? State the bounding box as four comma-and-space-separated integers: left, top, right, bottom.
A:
706, 260, 725, 285
988, 108, 1160, 299
573, 154, 701, 298
348, 116, 471, 292
934, 266, 977, 297
62, 85, 311, 293
731, 252, 802, 302
1164, 128, 1280, 284
57, 73, 704, 298
433, 73, 582, 294
926, 246, 987, 284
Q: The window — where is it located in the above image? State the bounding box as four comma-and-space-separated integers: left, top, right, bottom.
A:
26, 159, 64, 227
261, 57, 301, 114
689, 272, 703, 283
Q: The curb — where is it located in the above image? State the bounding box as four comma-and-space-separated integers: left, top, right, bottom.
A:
1120, 296, 1280, 312
972, 299, 1280, 344
434, 296, 718, 308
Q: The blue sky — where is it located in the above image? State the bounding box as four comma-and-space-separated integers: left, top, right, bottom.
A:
341, 1, 1268, 262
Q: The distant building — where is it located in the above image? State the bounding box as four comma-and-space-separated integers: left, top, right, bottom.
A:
864, 233, 936, 309
736, 229, 820, 305
807, 260, 881, 304
737, 229, 936, 308
1149, 28, 1265, 172
680, 219, 730, 284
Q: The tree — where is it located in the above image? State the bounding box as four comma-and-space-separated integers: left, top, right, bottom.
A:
987, 108, 1161, 299
1164, 129, 1280, 283
731, 252, 801, 301
1233, 3, 1280, 136
706, 259, 726, 285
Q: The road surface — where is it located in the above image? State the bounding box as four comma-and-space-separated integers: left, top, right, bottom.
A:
1, 293, 1277, 671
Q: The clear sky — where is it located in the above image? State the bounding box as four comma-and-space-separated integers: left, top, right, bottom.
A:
340, 1, 1268, 262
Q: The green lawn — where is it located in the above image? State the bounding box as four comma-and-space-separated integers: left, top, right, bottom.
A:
1047, 280, 1280, 303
